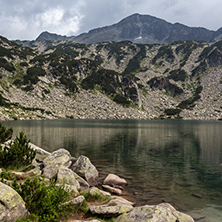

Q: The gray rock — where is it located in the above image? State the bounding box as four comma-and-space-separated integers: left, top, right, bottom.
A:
89, 199, 133, 216
43, 148, 71, 178
59, 195, 85, 208
116, 203, 194, 222
30, 142, 50, 162
57, 165, 80, 189
0, 182, 28, 222
104, 174, 127, 186
102, 184, 122, 195
73, 171, 89, 190
71, 155, 99, 186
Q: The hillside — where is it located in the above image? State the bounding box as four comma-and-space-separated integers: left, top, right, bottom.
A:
36, 14, 222, 44
0, 35, 222, 121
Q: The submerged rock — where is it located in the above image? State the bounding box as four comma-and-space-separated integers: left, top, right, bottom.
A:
102, 184, 123, 195
43, 148, 71, 178
71, 155, 99, 186
0, 182, 28, 222
116, 203, 194, 222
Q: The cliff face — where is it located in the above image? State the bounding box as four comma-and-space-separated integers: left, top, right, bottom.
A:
0, 35, 222, 121
36, 14, 221, 44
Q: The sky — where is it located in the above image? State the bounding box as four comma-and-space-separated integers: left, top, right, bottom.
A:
0, 0, 221, 40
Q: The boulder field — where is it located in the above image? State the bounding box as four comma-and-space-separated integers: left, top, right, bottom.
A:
0, 143, 194, 222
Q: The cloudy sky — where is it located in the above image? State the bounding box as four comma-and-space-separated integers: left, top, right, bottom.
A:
0, 0, 221, 40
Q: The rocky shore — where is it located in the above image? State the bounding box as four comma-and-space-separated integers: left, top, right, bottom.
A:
0, 143, 195, 222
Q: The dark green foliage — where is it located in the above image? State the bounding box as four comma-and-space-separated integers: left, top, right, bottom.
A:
0, 93, 9, 107
23, 67, 46, 85
81, 68, 120, 95
147, 77, 183, 97
113, 94, 131, 107
0, 122, 13, 143
11, 177, 72, 222
20, 62, 29, 67
13, 79, 22, 87
0, 45, 13, 58
0, 132, 36, 168
123, 44, 146, 74
59, 74, 78, 93
164, 108, 181, 116
152, 45, 175, 64
178, 85, 203, 109
0, 57, 15, 72
168, 69, 187, 81
191, 61, 207, 78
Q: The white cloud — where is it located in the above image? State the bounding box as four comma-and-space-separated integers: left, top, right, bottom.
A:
0, 0, 222, 40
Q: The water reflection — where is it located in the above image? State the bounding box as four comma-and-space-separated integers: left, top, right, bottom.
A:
2, 119, 222, 221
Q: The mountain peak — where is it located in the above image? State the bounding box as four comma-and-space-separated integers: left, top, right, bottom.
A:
36, 14, 222, 44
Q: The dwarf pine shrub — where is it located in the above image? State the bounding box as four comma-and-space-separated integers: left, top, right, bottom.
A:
0, 122, 13, 143
0, 131, 36, 169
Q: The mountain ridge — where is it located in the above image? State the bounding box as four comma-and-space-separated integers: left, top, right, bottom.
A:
36, 13, 222, 44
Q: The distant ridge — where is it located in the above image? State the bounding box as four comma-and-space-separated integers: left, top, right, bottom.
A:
36, 13, 222, 44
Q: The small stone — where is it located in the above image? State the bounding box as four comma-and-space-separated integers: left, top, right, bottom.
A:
102, 185, 122, 195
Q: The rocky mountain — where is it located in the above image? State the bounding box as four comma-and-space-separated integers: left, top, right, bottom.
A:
36, 13, 222, 44
0, 35, 222, 121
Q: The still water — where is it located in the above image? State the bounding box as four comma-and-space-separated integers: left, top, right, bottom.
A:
2, 119, 222, 221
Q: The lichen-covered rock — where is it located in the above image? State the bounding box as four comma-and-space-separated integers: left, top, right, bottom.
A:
104, 174, 127, 186
73, 171, 89, 190
57, 165, 80, 189
43, 148, 71, 178
30, 142, 50, 162
59, 195, 85, 208
89, 199, 133, 216
116, 203, 194, 222
71, 155, 99, 186
0, 182, 28, 222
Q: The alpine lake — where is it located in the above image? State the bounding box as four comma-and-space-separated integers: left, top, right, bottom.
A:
2, 119, 222, 222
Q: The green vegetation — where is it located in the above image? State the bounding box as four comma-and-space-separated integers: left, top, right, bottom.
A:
178, 86, 203, 109
0, 57, 16, 72
147, 77, 184, 97
23, 67, 46, 85
122, 44, 146, 75
0, 131, 36, 169
168, 69, 187, 82
164, 108, 181, 116
0, 122, 13, 143
113, 94, 131, 107
152, 45, 175, 64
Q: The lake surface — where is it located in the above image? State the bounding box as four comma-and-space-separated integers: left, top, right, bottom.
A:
2, 119, 222, 221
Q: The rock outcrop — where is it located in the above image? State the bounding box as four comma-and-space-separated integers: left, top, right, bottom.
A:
71, 155, 99, 186
0, 182, 28, 222
116, 203, 194, 222
43, 148, 71, 178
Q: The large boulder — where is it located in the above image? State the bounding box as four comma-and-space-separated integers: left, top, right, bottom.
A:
116, 203, 194, 222
71, 155, 99, 186
57, 165, 80, 189
43, 148, 71, 178
89, 199, 133, 216
0, 182, 28, 222
30, 142, 50, 162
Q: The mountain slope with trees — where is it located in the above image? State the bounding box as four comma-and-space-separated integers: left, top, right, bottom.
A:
0, 35, 222, 120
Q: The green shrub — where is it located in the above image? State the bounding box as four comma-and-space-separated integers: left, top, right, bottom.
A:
164, 108, 181, 116
168, 69, 187, 81
113, 94, 131, 107
0, 132, 36, 168
11, 177, 72, 222
0, 122, 13, 143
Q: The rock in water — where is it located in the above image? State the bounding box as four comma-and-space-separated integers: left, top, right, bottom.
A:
43, 148, 71, 178
0, 182, 28, 222
116, 203, 194, 222
104, 173, 127, 186
71, 155, 99, 186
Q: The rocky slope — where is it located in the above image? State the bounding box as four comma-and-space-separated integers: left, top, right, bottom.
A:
35, 13, 222, 44
0, 35, 222, 121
